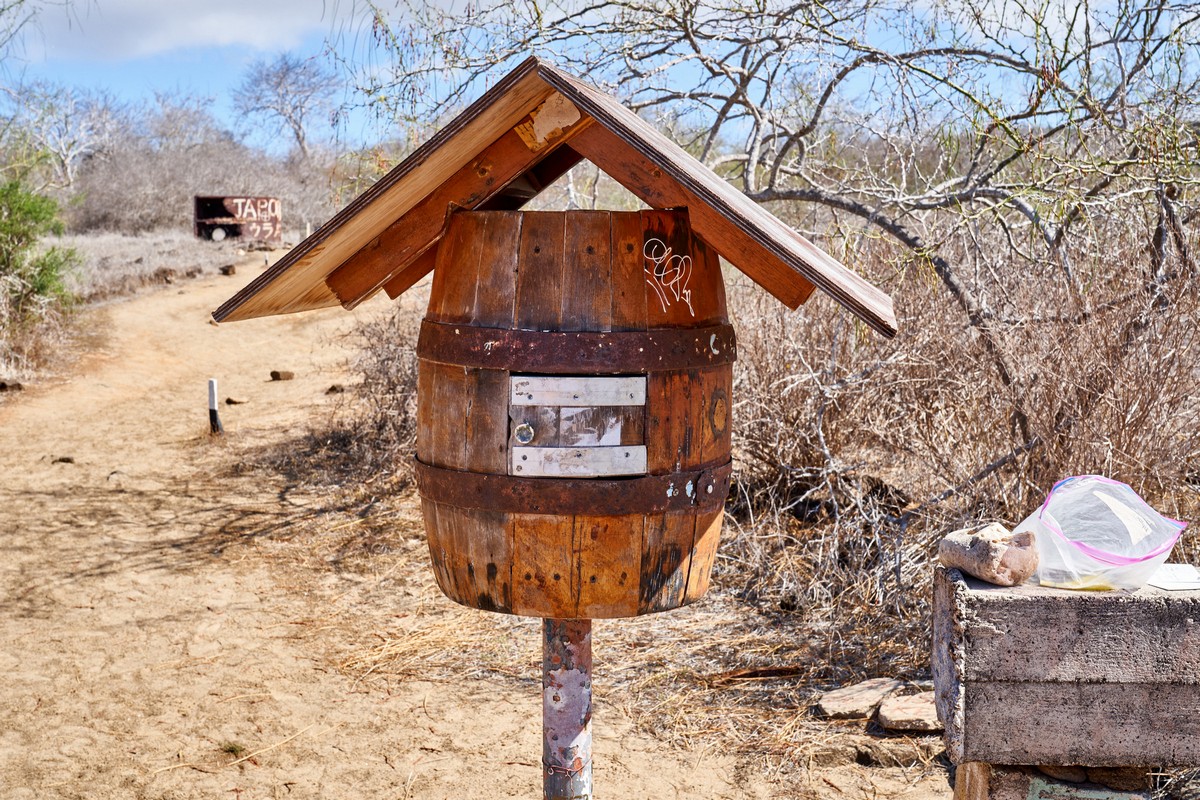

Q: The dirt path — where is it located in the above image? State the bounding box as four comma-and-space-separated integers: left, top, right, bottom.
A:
0, 261, 949, 800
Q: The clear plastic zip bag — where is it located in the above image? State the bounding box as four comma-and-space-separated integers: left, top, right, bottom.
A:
1013, 475, 1187, 591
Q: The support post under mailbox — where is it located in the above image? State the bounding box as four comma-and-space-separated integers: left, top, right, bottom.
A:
543, 618, 592, 800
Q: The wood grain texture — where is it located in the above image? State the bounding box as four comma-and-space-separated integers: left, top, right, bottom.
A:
539, 65, 897, 337
574, 515, 640, 618
934, 566, 1200, 767
641, 208, 704, 329
424, 501, 513, 613
512, 514, 578, 617
472, 212, 522, 326
515, 212, 566, 331
687, 231, 727, 326
510, 375, 645, 406
684, 509, 722, 602
214, 59, 552, 322
419, 361, 469, 470
698, 366, 733, 464
561, 211, 613, 332
328, 123, 584, 311
383, 247, 437, 300
428, 212, 487, 323
645, 370, 694, 474
639, 513, 695, 613
464, 367, 510, 475
609, 211, 648, 332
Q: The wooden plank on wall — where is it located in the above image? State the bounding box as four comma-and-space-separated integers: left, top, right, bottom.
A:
684, 509, 722, 603
645, 370, 692, 474
427, 212, 487, 324
639, 512, 694, 613
464, 367, 510, 475
472, 212, 523, 327
610, 211, 649, 332
433, 502, 514, 614
642, 209, 704, 329
575, 515, 640, 618
512, 514, 577, 617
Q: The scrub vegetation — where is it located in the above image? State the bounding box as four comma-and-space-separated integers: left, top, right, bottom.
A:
1, 0, 1197, 721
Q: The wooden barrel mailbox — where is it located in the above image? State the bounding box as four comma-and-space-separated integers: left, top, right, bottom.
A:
415, 208, 735, 619
213, 57, 896, 800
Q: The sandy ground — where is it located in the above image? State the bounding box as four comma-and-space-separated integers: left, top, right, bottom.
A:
0, 256, 952, 799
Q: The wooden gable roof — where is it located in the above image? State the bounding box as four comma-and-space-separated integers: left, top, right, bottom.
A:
213, 57, 897, 338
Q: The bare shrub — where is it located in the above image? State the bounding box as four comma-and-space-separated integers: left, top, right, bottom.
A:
269, 304, 422, 496
721, 213, 1200, 680
311, 0, 1200, 693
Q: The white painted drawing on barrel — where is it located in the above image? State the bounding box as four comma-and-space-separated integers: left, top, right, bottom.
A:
644, 237, 695, 317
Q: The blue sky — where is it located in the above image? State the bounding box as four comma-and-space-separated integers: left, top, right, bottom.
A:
9, 0, 377, 148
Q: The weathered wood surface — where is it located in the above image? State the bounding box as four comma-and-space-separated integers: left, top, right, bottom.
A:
511, 376, 646, 407
510, 445, 647, 478
541, 64, 896, 335
213, 57, 897, 339
933, 566, 1200, 766
417, 209, 732, 618
509, 404, 644, 451
213, 62, 553, 321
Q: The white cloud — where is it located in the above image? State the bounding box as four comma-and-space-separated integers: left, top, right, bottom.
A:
23, 0, 341, 61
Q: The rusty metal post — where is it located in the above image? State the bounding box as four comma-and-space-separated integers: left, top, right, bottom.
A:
543, 618, 592, 800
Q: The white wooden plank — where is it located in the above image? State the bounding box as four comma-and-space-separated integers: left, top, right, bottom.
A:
510, 445, 647, 477
510, 375, 646, 407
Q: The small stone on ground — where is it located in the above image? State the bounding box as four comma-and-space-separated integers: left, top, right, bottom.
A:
269, 370, 295, 381
817, 678, 904, 719
876, 691, 942, 733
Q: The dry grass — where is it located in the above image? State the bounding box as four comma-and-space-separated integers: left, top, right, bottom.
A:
60, 231, 252, 303
230, 485, 944, 784
231, 207, 1198, 787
